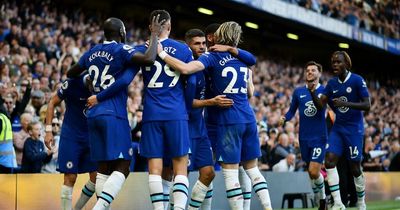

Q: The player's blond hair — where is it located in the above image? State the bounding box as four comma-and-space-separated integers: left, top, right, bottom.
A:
214, 21, 242, 47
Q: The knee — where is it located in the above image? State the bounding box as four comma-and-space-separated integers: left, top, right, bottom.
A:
204, 169, 215, 182
308, 168, 320, 180
199, 167, 215, 185
350, 163, 362, 177
64, 174, 78, 186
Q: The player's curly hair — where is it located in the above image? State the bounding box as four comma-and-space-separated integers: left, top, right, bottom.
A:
332, 51, 352, 69
214, 21, 242, 47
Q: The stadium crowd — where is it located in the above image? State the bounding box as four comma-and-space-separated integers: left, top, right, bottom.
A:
0, 0, 399, 173
285, 0, 400, 39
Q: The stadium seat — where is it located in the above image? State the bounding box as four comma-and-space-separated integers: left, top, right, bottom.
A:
281, 192, 314, 208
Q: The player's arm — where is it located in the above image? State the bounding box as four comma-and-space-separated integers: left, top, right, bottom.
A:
314, 80, 332, 110
279, 90, 299, 126
192, 95, 234, 108
44, 93, 62, 150
209, 44, 256, 66
158, 50, 205, 75
87, 67, 137, 107
247, 68, 254, 98
130, 15, 165, 65
66, 63, 86, 78
332, 97, 371, 111
184, 74, 197, 113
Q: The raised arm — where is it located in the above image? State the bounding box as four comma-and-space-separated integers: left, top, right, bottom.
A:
130, 14, 165, 65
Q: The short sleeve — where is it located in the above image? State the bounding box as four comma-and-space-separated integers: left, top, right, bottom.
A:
357, 76, 369, 98
197, 52, 213, 70
57, 80, 70, 100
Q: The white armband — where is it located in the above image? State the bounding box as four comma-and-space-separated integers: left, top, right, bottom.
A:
158, 51, 168, 60
45, 125, 52, 133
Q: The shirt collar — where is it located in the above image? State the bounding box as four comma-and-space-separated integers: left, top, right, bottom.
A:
338, 72, 351, 84
103, 40, 117, 44
305, 83, 321, 89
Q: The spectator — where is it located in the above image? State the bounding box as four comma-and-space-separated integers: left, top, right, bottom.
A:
259, 127, 272, 171
41, 117, 60, 173
271, 133, 295, 165
0, 112, 17, 173
272, 153, 296, 172
20, 121, 54, 173
12, 112, 32, 167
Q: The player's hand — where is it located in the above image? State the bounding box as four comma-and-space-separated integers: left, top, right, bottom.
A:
44, 132, 54, 150
157, 41, 163, 53
306, 80, 317, 91
212, 95, 234, 108
209, 44, 233, 53
149, 14, 166, 36
278, 116, 286, 127
87, 95, 98, 108
332, 98, 347, 107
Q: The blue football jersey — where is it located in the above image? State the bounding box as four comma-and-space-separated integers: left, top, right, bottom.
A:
198, 51, 255, 125
285, 84, 327, 140
187, 71, 208, 138
78, 41, 138, 119
57, 76, 91, 137
135, 38, 193, 122
323, 72, 369, 133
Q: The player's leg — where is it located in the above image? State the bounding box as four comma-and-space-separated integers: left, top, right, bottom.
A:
74, 139, 98, 210
217, 124, 244, 210
345, 134, 366, 210
325, 130, 345, 209
73, 172, 96, 210
141, 121, 165, 210
58, 132, 89, 210
189, 136, 215, 210
239, 165, 252, 210
306, 139, 327, 210
241, 122, 271, 210
161, 163, 173, 210
166, 120, 190, 210
61, 173, 77, 210
92, 116, 133, 210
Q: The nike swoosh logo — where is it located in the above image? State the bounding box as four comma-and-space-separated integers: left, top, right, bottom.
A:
300, 95, 306, 98
333, 90, 338, 93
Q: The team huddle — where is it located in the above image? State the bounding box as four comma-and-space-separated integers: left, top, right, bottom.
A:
44, 9, 370, 210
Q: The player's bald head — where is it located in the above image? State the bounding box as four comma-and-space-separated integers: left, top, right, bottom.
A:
103, 17, 126, 42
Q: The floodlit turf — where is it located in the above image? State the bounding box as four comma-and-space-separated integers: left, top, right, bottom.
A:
280, 200, 400, 210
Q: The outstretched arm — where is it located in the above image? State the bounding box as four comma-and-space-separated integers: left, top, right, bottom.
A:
209, 44, 256, 66
87, 68, 137, 107
192, 95, 234, 108
159, 52, 205, 75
